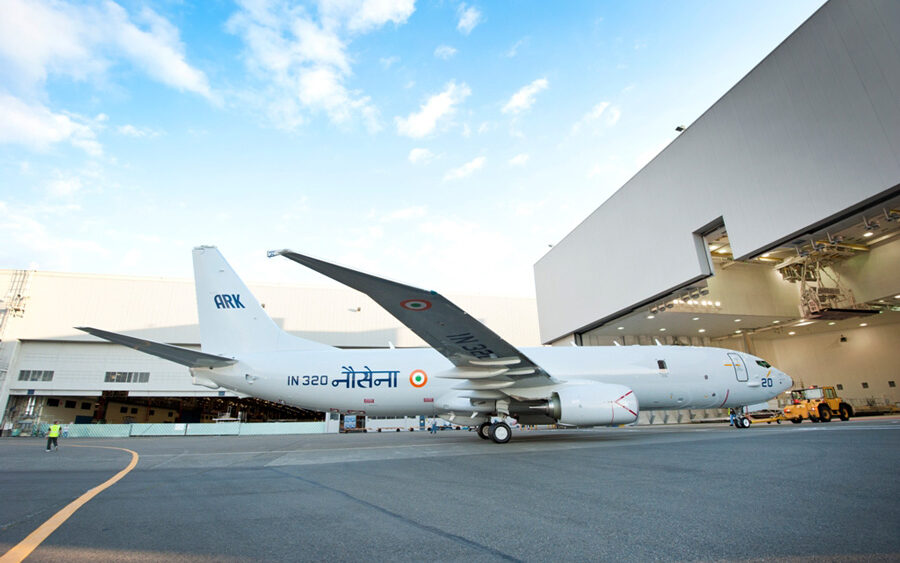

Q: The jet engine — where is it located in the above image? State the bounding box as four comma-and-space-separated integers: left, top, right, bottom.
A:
539, 382, 639, 426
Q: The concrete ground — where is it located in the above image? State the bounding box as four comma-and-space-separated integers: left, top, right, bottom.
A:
1, 417, 898, 562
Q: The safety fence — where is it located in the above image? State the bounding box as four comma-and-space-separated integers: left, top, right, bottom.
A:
31, 421, 327, 438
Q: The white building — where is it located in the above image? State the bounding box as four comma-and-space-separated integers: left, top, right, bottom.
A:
0, 269, 539, 430
534, 0, 900, 408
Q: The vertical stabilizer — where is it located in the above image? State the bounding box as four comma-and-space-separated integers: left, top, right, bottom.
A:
192, 246, 333, 356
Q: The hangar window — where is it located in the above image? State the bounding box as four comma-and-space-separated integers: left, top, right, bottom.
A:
18, 370, 54, 381
81, 402, 91, 410
65, 400, 76, 409
119, 406, 127, 413
861, 382, 869, 389
836, 384, 843, 391
46, 398, 60, 407
756, 360, 771, 368
890, 381, 896, 388
104, 371, 150, 383
130, 407, 138, 414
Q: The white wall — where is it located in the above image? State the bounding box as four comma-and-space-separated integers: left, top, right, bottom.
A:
535, 0, 900, 342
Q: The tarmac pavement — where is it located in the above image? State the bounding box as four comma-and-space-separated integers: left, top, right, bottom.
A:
1, 417, 898, 562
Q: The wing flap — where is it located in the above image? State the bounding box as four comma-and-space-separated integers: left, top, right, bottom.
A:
76, 327, 236, 369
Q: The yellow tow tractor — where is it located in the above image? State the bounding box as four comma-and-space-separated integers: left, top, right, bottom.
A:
782, 386, 853, 424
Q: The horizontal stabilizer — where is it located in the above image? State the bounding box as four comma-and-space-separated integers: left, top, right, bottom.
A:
76, 327, 237, 369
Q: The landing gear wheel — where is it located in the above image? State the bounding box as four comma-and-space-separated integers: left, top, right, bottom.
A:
819, 406, 832, 422
489, 422, 511, 444
839, 404, 851, 421
477, 422, 492, 440
791, 417, 802, 424
739, 417, 751, 429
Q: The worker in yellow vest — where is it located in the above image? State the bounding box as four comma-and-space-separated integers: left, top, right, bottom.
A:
45, 420, 61, 452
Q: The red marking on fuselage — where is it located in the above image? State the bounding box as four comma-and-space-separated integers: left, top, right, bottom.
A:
719, 388, 730, 408
614, 390, 638, 417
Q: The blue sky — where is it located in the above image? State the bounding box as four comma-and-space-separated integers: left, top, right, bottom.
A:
1, 0, 825, 296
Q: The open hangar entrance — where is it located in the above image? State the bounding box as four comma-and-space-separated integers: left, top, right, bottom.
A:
533, 1, 900, 421
575, 192, 900, 414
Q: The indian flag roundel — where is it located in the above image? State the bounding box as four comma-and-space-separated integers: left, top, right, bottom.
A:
401, 299, 432, 311
409, 369, 428, 388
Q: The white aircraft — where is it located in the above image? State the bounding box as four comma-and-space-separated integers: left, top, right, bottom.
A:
78, 246, 793, 443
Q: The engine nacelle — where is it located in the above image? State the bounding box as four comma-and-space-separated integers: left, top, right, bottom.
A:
547, 382, 639, 426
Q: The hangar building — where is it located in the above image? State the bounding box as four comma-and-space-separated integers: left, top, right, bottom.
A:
535, 0, 900, 411
0, 269, 538, 431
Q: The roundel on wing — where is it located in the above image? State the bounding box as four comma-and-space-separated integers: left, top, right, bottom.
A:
401, 299, 432, 311
409, 370, 428, 388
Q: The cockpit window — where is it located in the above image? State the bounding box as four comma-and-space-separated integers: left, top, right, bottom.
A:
756, 360, 771, 368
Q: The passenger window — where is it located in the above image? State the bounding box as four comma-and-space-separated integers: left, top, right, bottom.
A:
657, 360, 668, 372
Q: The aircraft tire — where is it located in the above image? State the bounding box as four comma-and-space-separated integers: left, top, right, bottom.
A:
740, 417, 751, 429
489, 422, 511, 444
477, 422, 492, 440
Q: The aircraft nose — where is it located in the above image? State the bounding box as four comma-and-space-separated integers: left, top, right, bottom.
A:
783, 373, 793, 390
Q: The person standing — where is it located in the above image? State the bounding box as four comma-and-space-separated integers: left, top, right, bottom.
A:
45, 420, 61, 452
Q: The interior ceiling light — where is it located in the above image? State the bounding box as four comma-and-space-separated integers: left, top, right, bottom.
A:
617, 326, 624, 330
895, 295, 900, 299
863, 231, 875, 237
647, 314, 655, 320
772, 320, 780, 324
734, 319, 742, 322
795, 321, 815, 327
714, 301, 721, 307
735, 330, 742, 334
698, 329, 706, 333
828, 321, 837, 325
659, 328, 667, 332
700, 288, 709, 296
859, 322, 868, 327
788, 331, 796, 335
692, 317, 700, 321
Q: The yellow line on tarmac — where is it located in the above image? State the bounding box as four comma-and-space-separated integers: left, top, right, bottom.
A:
0, 445, 139, 563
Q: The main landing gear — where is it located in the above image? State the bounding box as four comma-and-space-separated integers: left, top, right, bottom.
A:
477, 421, 512, 444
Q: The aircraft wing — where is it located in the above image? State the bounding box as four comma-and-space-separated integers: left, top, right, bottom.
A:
272, 250, 553, 387
76, 327, 237, 369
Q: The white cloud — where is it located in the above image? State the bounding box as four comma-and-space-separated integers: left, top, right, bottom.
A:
408, 148, 434, 164
572, 101, 621, 133
508, 153, 529, 167
0, 0, 212, 100
502, 78, 548, 115
0, 93, 101, 156
117, 124, 160, 138
395, 81, 471, 138
382, 206, 427, 221
505, 37, 528, 58
443, 156, 485, 181
323, 0, 416, 33
0, 200, 109, 272
457, 4, 483, 35
46, 173, 83, 197
434, 45, 457, 59
228, 0, 415, 131
380, 56, 399, 69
